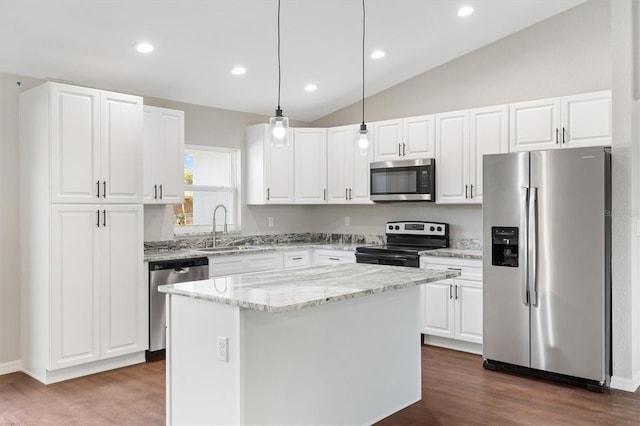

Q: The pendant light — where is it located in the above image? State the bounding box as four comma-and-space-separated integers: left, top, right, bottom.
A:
269, 0, 289, 147
357, 0, 369, 155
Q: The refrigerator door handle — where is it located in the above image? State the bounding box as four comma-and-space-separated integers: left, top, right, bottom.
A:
520, 186, 529, 305
528, 187, 538, 306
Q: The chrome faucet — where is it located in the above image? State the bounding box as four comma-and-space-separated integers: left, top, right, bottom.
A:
211, 204, 228, 248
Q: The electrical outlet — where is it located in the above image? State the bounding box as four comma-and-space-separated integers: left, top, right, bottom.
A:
345, 216, 351, 226
268, 217, 274, 227
217, 336, 228, 362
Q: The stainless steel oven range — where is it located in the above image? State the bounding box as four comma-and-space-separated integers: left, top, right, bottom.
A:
355, 221, 449, 267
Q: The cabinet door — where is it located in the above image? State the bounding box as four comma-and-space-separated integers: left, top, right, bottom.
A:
509, 97, 561, 152
100, 91, 143, 203
265, 129, 294, 204
349, 134, 373, 204
435, 111, 469, 204
422, 280, 455, 338
404, 115, 435, 159
313, 250, 355, 265
561, 91, 611, 148
50, 83, 101, 203
327, 126, 352, 203
454, 280, 483, 344
469, 105, 508, 204
157, 108, 185, 204
50, 205, 101, 369
100, 205, 145, 358
244, 252, 284, 273
294, 128, 327, 204
142, 106, 160, 203
373, 119, 403, 161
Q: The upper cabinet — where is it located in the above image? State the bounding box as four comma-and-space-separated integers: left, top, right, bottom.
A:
327, 125, 372, 204
246, 124, 295, 205
373, 115, 435, 161
143, 106, 185, 204
436, 105, 508, 204
49, 83, 143, 204
294, 128, 327, 204
509, 91, 611, 152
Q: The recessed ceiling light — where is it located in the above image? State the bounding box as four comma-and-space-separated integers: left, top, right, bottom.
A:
231, 66, 247, 75
133, 42, 154, 53
371, 50, 386, 59
457, 6, 474, 17
304, 84, 318, 92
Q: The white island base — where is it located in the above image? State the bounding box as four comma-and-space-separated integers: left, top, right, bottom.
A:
166, 286, 421, 425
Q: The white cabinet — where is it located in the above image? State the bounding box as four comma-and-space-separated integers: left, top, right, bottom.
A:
509, 91, 611, 152
49, 83, 142, 204
143, 106, 185, 204
436, 105, 508, 204
373, 115, 435, 161
421, 257, 483, 353
209, 252, 284, 277
327, 125, 372, 204
294, 128, 327, 204
20, 82, 146, 384
313, 249, 356, 265
246, 124, 294, 204
50, 204, 145, 370
284, 250, 312, 269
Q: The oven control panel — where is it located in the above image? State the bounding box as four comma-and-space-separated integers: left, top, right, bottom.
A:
386, 221, 448, 236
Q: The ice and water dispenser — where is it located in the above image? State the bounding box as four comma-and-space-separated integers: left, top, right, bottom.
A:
491, 227, 519, 267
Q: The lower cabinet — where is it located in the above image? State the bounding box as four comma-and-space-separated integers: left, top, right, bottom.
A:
284, 249, 312, 269
420, 256, 483, 354
50, 204, 145, 371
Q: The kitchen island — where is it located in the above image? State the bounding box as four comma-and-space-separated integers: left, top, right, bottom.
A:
159, 263, 459, 425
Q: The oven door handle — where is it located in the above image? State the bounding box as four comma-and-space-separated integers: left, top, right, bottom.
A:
356, 253, 418, 261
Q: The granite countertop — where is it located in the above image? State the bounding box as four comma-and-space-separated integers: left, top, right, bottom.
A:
158, 263, 460, 313
420, 248, 483, 260
144, 242, 360, 262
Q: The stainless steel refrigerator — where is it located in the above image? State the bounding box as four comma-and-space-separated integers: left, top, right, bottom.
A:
482, 146, 611, 391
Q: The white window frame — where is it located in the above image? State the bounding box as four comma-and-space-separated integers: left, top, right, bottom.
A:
174, 144, 242, 236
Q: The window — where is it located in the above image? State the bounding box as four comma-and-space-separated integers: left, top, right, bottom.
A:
174, 145, 241, 234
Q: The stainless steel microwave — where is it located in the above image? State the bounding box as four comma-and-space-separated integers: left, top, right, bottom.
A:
370, 158, 435, 202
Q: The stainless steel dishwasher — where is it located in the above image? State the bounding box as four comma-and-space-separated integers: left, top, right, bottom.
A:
148, 257, 209, 360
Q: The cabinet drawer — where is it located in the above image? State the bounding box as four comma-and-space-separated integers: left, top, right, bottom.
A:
209, 256, 244, 277
420, 257, 482, 281
314, 250, 355, 265
284, 250, 311, 269
244, 252, 284, 273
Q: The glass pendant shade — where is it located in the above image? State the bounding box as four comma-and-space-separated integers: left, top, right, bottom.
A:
269, 109, 289, 147
357, 123, 369, 155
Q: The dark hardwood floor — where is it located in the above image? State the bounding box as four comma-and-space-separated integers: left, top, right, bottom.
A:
1, 345, 639, 425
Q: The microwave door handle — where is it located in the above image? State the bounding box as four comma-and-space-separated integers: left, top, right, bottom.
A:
520, 186, 529, 306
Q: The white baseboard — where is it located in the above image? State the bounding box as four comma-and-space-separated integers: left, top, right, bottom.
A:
0, 359, 22, 375
422, 334, 483, 355
611, 372, 640, 392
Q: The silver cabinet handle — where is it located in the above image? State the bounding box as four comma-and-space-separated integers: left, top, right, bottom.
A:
520, 186, 529, 306
96, 210, 100, 227
529, 187, 538, 306
449, 284, 453, 300
102, 210, 106, 227
159, 184, 163, 199
447, 267, 462, 271
328, 257, 340, 261
154, 184, 158, 199
349, 188, 352, 200
96, 181, 100, 198
267, 188, 270, 201
324, 188, 326, 201
398, 144, 401, 156
345, 188, 348, 200
470, 184, 474, 199
292, 257, 303, 260
103, 181, 106, 198
455, 285, 459, 300
555, 128, 559, 144
402, 143, 406, 156
562, 127, 566, 144
465, 184, 468, 199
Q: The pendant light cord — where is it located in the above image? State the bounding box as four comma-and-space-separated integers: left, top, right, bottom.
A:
277, 0, 282, 111
361, 0, 366, 126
